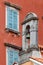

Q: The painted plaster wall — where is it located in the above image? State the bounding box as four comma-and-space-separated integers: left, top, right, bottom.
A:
0, 0, 43, 65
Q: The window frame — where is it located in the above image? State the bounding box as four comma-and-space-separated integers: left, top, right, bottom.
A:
5, 6, 19, 33
6, 47, 19, 65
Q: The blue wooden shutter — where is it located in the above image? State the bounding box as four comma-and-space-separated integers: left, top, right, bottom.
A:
12, 10, 18, 31
13, 50, 19, 62
7, 7, 18, 31
8, 49, 14, 65
7, 7, 12, 29
8, 48, 19, 65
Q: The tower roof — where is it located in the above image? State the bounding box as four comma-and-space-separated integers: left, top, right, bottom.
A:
22, 12, 38, 25
25, 12, 38, 21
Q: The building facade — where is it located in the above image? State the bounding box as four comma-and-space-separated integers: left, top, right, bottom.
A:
0, 0, 43, 65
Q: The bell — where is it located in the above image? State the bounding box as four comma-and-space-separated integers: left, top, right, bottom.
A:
26, 34, 30, 39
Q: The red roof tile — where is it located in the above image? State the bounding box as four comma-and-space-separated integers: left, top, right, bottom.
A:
30, 57, 43, 64
38, 44, 43, 48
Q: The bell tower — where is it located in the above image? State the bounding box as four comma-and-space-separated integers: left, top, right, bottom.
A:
19, 12, 41, 64
22, 12, 41, 57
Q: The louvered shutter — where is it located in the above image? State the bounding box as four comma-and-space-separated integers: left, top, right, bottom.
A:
7, 7, 18, 31
12, 10, 18, 31
8, 48, 19, 65
8, 49, 14, 65
13, 50, 19, 62
7, 7, 12, 29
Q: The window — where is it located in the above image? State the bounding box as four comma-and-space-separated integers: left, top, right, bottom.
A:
6, 47, 19, 65
6, 6, 19, 32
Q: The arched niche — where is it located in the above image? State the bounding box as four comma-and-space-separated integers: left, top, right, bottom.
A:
25, 25, 30, 39
25, 25, 30, 47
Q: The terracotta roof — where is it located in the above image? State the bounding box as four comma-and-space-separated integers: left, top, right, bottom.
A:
38, 44, 43, 48
30, 57, 43, 64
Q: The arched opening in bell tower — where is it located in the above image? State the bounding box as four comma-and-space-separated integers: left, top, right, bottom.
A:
25, 25, 30, 46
